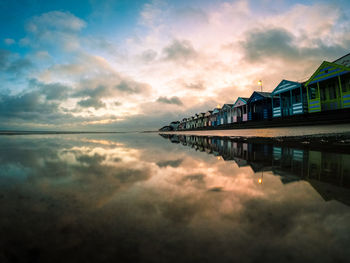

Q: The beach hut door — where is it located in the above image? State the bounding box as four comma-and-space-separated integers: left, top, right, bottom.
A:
281, 96, 291, 116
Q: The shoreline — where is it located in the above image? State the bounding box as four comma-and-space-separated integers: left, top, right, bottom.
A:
159, 124, 350, 153
159, 123, 350, 138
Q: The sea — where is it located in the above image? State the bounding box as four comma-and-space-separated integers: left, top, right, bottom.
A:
0, 131, 349, 263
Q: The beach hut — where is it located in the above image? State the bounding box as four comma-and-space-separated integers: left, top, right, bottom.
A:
211, 107, 221, 126
271, 80, 307, 117
221, 104, 234, 124
204, 111, 212, 126
232, 97, 248, 122
305, 54, 350, 113
247, 92, 274, 121
197, 113, 205, 128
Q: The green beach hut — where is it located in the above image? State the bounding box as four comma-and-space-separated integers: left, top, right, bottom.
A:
305, 54, 350, 113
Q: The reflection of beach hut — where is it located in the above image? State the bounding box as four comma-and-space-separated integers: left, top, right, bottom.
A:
271, 80, 307, 117
233, 97, 248, 122
247, 92, 274, 121
305, 54, 350, 113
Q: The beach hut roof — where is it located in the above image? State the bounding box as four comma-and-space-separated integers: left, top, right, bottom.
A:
333, 52, 350, 67
272, 80, 301, 95
247, 91, 273, 103
204, 111, 212, 117
212, 107, 221, 114
222, 103, 234, 110
305, 60, 350, 86
233, 97, 248, 107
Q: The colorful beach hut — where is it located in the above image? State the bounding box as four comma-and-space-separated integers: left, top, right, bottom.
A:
271, 80, 307, 117
221, 104, 233, 124
232, 97, 248, 122
305, 54, 350, 113
247, 92, 274, 121
210, 107, 221, 126
204, 111, 212, 127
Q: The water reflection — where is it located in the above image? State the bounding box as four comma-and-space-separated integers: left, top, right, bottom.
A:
160, 134, 350, 206
0, 134, 349, 263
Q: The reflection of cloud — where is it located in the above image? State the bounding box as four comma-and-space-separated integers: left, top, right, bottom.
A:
0, 134, 349, 262
157, 158, 183, 167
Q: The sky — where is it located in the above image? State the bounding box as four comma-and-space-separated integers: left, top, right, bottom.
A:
0, 0, 350, 131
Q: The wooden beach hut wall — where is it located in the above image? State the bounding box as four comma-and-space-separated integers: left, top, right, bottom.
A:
204, 111, 212, 126
189, 116, 195, 129
271, 80, 307, 117
221, 104, 233, 124
198, 113, 205, 128
247, 92, 274, 121
211, 107, 221, 126
305, 58, 350, 113
186, 117, 191, 129
232, 97, 248, 122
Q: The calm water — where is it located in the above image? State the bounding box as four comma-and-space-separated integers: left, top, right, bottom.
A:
0, 133, 349, 263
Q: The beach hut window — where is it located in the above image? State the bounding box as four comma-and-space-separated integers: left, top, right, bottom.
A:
243, 106, 247, 114
309, 86, 317, 99
341, 75, 350, 92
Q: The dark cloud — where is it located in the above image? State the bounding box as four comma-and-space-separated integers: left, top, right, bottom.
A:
29, 79, 71, 101
74, 85, 109, 99
241, 27, 348, 63
115, 80, 149, 94
0, 49, 33, 75
78, 98, 106, 109
157, 96, 183, 106
162, 39, 197, 61
157, 159, 183, 168
0, 91, 58, 119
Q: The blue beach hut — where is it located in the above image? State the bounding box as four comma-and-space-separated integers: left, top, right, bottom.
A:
271, 80, 307, 117
247, 92, 275, 121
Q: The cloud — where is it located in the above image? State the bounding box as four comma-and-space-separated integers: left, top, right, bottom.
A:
25, 11, 86, 50
241, 27, 297, 62
0, 49, 33, 76
140, 49, 157, 62
115, 80, 150, 94
0, 91, 59, 120
27, 11, 85, 34
184, 81, 206, 90
241, 27, 348, 63
78, 98, 106, 109
157, 159, 183, 167
156, 96, 183, 105
162, 39, 197, 61
28, 79, 71, 101
4, 38, 15, 45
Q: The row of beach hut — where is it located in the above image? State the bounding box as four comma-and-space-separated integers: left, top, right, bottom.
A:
171, 53, 350, 130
